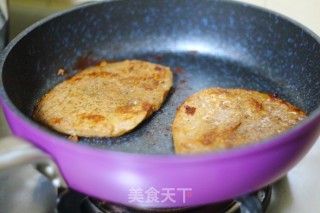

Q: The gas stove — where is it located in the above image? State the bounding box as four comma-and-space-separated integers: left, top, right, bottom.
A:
57, 186, 271, 213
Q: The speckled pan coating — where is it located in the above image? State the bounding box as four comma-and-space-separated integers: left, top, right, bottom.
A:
1, 0, 320, 208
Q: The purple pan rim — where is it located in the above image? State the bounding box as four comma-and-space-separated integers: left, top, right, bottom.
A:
0, 0, 319, 162
1, 99, 319, 164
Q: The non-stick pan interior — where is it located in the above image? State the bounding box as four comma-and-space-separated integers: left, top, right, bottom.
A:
2, 0, 320, 154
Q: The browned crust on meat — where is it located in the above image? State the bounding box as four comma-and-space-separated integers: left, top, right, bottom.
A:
33, 60, 173, 137
172, 88, 307, 154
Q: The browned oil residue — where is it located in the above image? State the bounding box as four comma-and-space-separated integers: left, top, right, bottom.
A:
174, 67, 185, 74
155, 55, 164, 61
180, 79, 187, 84
73, 53, 101, 70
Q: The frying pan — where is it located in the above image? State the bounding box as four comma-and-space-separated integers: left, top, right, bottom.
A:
1, 0, 320, 208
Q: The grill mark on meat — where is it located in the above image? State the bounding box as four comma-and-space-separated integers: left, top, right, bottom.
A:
185, 105, 196, 115
80, 114, 105, 123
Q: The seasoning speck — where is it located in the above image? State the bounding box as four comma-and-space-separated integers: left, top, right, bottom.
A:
57, 68, 66, 76
185, 105, 196, 115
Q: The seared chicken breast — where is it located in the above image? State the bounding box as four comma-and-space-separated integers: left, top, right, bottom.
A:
33, 60, 173, 137
173, 88, 306, 154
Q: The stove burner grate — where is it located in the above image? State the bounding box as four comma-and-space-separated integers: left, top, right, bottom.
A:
57, 186, 271, 213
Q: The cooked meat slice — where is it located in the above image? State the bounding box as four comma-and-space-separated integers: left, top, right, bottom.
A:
173, 88, 306, 154
33, 60, 173, 137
